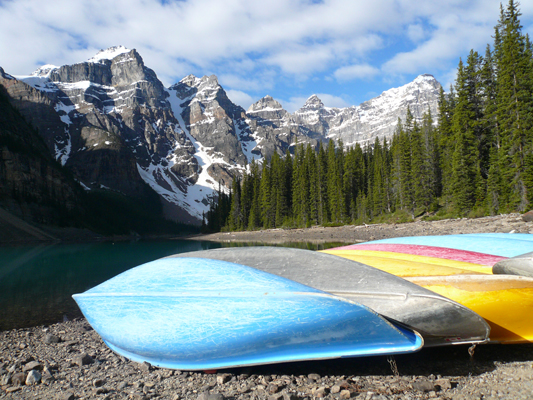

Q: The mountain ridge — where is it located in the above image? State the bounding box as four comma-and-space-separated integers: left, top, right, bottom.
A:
0, 46, 441, 226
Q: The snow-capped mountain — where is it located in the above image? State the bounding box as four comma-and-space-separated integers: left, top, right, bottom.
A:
0, 47, 441, 224
249, 74, 441, 149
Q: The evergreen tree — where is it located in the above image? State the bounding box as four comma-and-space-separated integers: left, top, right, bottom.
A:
437, 86, 456, 205
451, 59, 483, 213
259, 160, 274, 228
494, 0, 533, 210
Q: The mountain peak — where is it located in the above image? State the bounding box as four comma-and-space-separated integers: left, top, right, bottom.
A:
30, 64, 59, 77
248, 95, 284, 113
87, 46, 132, 64
298, 94, 324, 112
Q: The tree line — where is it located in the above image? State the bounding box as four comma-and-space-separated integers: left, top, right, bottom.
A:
204, 0, 533, 232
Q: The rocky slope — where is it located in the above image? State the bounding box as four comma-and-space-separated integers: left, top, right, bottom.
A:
0, 78, 84, 228
0, 47, 441, 225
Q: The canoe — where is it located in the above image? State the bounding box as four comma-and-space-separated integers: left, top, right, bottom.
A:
360, 233, 533, 258
329, 243, 505, 266
406, 275, 533, 344
320, 249, 491, 276
493, 251, 533, 277
173, 248, 490, 347
73, 257, 423, 370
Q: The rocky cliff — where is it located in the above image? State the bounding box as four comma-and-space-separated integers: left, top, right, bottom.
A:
0, 76, 83, 227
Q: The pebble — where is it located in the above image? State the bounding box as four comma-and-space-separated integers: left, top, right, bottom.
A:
1, 319, 533, 400
25, 369, 41, 385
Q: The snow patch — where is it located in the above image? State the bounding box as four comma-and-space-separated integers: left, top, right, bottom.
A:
88, 46, 131, 63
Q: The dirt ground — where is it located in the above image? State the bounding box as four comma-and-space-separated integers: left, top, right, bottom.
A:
189, 213, 533, 245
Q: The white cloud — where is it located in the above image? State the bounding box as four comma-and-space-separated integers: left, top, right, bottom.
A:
281, 96, 309, 114
407, 24, 426, 43
218, 73, 274, 92
226, 90, 254, 110
334, 64, 380, 81
0, 0, 531, 104
316, 93, 351, 108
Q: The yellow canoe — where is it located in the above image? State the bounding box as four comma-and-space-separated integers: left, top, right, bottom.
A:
321, 249, 492, 277
406, 275, 533, 344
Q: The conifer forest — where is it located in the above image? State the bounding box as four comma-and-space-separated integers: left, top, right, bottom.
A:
205, 1, 533, 233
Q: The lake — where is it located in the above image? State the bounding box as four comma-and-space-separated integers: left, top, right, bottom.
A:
0, 239, 347, 331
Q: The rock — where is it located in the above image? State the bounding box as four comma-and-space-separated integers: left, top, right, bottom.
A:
138, 361, 152, 372
314, 387, 328, 398
93, 378, 105, 387
11, 372, 26, 385
26, 369, 41, 385
282, 393, 299, 400
5, 386, 22, 394
412, 379, 435, 392
197, 392, 224, 400
23, 360, 42, 371
41, 369, 54, 384
1, 372, 12, 385
307, 373, 320, 381
73, 352, 93, 366
435, 378, 452, 391
339, 389, 352, 399
522, 211, 533, 222
331, 385, 341, 394
44, 334, 60, 344
216, 373, 231, 385
94, 387, 108, 394
62, 392, 76, 400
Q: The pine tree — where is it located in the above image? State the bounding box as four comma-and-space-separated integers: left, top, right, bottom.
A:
494, 0, 533, 210
451, 59, 483, 214
259, 160, 274, 228
437, 86, 455, 206
317, 144, 329, 223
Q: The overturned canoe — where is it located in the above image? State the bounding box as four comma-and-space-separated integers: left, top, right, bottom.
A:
321, 249, 492, 276
73, 257, 423, 370
329, 243, 505, 266
173, 248, 490, 347
406, 275, 533, 344
493, 251, 533, 277
359, 233, 533, 258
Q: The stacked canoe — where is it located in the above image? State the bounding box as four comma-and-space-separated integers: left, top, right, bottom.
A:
323, 233, 533, 344
73, 233, 533, 370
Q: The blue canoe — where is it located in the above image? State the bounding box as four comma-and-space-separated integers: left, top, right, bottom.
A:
73, 257, 423, 370
365, 233, 533, 258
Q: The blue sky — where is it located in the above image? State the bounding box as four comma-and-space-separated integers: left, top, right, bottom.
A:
1, 0, 532, 112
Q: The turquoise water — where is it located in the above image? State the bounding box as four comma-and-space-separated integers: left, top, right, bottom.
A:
0, 240, 347, 331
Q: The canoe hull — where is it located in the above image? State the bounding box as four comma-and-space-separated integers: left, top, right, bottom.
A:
330, 243, 505, 266
321, 249, 491, 276
493, 251, 533, 277
406, 275, 533, 344
73, 257, 422, 370
363, 233, 533, 258
173, 248, 490, 347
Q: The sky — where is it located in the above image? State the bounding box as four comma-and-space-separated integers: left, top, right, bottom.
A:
1, 0, 532, 113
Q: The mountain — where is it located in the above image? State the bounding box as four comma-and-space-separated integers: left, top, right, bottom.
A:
0, 47, 441, 226
249, 74, 441, 148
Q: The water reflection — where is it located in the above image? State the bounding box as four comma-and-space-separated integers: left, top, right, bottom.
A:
0, 240, 348, 331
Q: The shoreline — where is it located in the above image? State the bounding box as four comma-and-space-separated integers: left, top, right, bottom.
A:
188, 213, 533, 244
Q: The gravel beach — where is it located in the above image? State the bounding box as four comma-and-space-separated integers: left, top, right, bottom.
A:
2, 213, 533, 399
